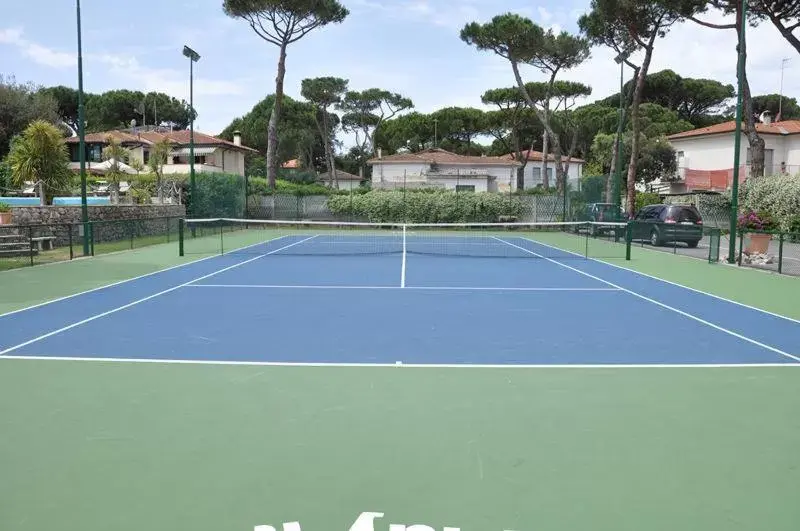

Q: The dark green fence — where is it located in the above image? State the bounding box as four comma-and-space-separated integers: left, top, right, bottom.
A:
737, 230, 800, 276
0, 217, 182, 271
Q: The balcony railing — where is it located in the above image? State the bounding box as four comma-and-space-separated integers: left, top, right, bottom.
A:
673, 164, 800, 191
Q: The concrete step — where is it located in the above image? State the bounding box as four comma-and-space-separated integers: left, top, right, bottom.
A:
0, 242, 30, 249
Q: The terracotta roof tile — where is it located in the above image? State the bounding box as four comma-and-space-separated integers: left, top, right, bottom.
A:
367, 148, 519, 166
506, 150, 586, 164
668, 120, 800, 140
281, 159, 302, 169
65, 129, 258, 152
319, 170, 362, 181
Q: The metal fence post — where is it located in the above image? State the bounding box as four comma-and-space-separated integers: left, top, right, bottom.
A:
625, 222, 632, 261
778, 232, 784, 274
68, 224, 74, 260
737, 231, 744, 265
28, 225, 34, 266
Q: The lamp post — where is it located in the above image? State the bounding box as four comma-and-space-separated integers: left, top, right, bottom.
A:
613, 50, 630, 218
183, 45, 200, 219
728, 0, 747, 264
76, 0, 89, 255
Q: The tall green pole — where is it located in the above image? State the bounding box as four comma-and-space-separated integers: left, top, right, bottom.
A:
728, 0, 747, 263
76, 0, 89, 255
183, 46, 200, 219
189, 58, 195, 218
613, 54, 626, 217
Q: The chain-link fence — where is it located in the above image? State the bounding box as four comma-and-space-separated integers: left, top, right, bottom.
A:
0, 217, 182, 271
246, 190, 572, 223
737, 230, 800, 276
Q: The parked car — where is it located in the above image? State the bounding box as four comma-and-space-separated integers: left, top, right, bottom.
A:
630, 204, 703, 247
574, 203, 627, 236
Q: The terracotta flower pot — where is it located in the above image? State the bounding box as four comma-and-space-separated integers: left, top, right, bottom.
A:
745, 232, 771, 254
0, 211, 12, 225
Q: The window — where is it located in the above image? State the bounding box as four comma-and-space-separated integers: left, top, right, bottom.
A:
143, 150, 150, 164
172, 156, 181, 164
89, 144, 102, 162
455, 185, 475, 192
195, 155, 206, 165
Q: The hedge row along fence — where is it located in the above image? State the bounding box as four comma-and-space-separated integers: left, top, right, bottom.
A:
327, 190, 528, 223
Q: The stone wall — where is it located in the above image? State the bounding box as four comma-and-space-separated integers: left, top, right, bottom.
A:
6, 204, 185, 246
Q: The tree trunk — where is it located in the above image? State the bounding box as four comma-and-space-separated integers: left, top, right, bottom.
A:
513, 133, 526, 191
625, 42, 655, 217
266, 43, 288, 190
320, 110, 338, 189
39, 180, 46, 206
736, 18, 765, 181
541, 130, 549, 188
606, 137, 618, 202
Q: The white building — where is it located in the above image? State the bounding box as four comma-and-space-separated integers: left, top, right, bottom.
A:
667, 119, 800, 192
504, 150, 585, 190
368, 148, 520, 192
318, 170, 363, 191
66, 128, 257, 177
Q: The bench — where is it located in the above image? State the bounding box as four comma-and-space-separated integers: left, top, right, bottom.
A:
31, 236, 57, 251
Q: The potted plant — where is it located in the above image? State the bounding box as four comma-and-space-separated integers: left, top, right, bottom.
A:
0, 202, 11, 225
737, 209, 776, 254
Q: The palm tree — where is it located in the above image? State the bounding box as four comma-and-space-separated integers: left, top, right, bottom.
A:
7, 120, 72, 205
147, 137, 172, 202
102, 136, 131, 204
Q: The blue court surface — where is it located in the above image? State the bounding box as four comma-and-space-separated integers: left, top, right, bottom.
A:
1, 233, 799, 366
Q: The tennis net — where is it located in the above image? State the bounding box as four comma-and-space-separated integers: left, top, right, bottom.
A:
179, 218, 630, 260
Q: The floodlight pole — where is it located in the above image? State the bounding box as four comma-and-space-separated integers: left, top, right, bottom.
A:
728, 0, 747, 264
183, 45, 200, 219
76, 0, 89, 255
613, 51, 629, 217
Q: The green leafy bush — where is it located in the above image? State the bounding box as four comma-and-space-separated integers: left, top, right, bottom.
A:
634, 191, 661, 212
187, 172, 246, 218
743, 173, 800, 232
328, 190, 523, 223
0, 201, 11, 213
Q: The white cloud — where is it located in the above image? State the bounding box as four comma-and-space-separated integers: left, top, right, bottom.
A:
0, 27, 75, 68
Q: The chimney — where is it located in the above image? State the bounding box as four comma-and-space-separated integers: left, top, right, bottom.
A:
233, 130, 242, 146
377, 147, 382, 159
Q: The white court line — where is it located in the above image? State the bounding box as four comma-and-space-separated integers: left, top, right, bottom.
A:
401, 226, 407, 288
492, 236, 800, 363
186, 284, 621, 291
0, 235, 294, 320
0, 236, 317, 356
1, 354, 798, 369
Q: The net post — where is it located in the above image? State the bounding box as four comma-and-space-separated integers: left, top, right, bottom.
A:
178, 218, 185, 256
584, 223, 589, 258
625, 221, 632, 261
219, 220, 224, 255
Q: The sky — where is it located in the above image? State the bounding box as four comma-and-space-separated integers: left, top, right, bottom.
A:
2, 0, 799, 146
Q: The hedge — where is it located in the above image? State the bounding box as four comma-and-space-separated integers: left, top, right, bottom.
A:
327, 190, 523, 223
743, 173, 800, 232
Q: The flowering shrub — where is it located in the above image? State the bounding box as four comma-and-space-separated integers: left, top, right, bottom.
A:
737, 209, 777, 232
743, 173, 800, 231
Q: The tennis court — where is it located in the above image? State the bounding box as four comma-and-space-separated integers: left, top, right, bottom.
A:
2, 220, 800, 531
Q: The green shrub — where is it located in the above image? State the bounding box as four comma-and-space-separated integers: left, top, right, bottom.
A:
635, 191, 661, 212
187, 172, 246, 218
0, 201, 11, 213
743, 173, 800, 232
328, 190, 523, 223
